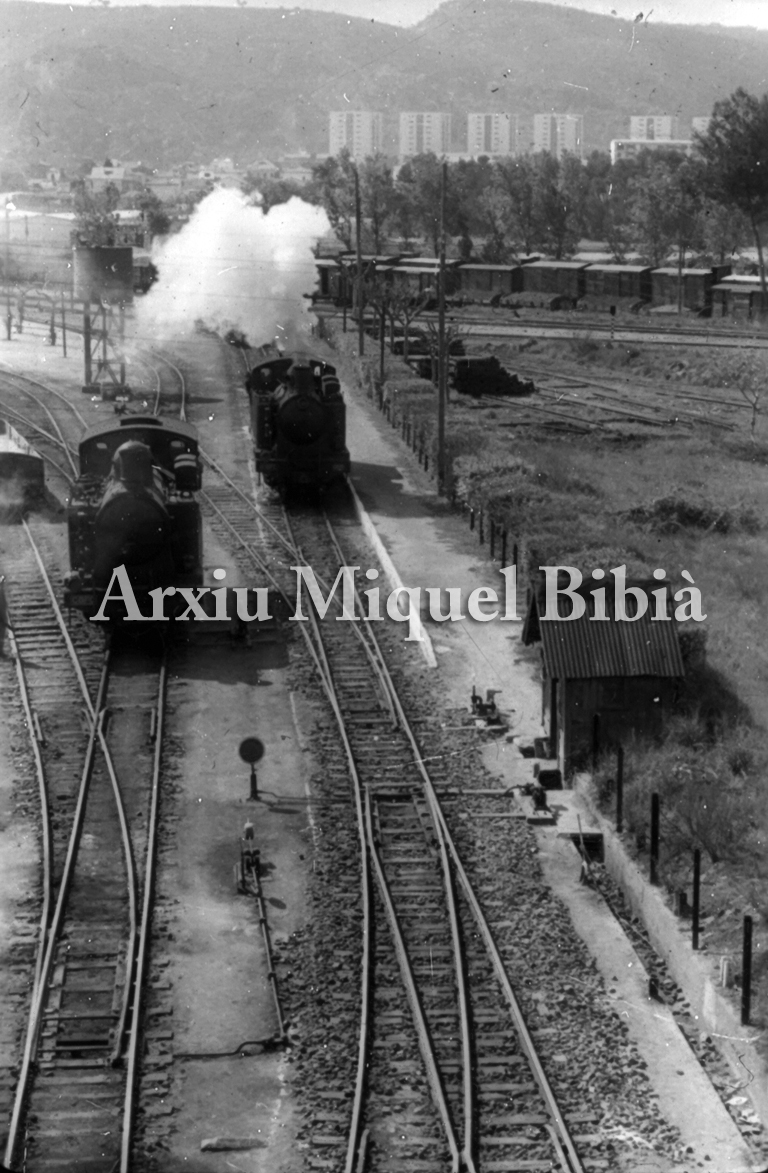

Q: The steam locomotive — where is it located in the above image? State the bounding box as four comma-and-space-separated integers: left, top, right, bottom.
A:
245, 351, 350, 493
64, 415, 203, 617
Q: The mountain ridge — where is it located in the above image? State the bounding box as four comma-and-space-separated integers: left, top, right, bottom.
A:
2, 0, 767, 169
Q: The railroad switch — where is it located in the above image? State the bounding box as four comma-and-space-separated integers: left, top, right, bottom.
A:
470, 685, 502, 722
236, 841, 260, 893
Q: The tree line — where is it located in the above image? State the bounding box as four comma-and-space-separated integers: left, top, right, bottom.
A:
242, 89, 768, 295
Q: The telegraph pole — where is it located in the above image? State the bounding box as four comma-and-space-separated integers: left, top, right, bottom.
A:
437, 160, 447, 494
354, 166, 364, 357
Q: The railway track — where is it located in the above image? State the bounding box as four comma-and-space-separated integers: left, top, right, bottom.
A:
3, 522, 168, 1173
188, 415, 608, 1170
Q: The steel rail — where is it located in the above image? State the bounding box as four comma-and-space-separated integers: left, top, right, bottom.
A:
194, 481, 379, 1173
21, 522, 141, 1064
365, 790, 462, 1173
149, 349, 188, 421
3, 652, 109, 1170
120, 651, 168, 1172
198, 470, 453, 1164
0, 397, 76, 484
535, 380, 733, 432
5, 604, 54, 1005
282, 513, 463, 1170
198, 484, 396, 725
0, 380, 79, 476
0, 360, 89, 429
200, 446, 299, 560
4, 522, 140, 1167
326, 517, 585, 1173
322, 515, 476, 1171
0, 395, 78, 461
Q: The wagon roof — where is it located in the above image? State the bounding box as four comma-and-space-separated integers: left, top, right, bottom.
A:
585, 264, 652, 273
652, 267, 712, 276
458, 263, 521, 271
526, 260, 589, 270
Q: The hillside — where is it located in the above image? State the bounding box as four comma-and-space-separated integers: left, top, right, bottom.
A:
2, 0, 768, 169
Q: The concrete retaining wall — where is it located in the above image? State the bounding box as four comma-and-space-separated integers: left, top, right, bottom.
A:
575, 778, 768, 1127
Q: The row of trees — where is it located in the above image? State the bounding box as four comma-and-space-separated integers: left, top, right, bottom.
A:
241, 89, 768, 294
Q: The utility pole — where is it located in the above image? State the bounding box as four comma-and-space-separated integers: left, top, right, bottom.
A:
354, 166, 364, 357
437, 159, 447, 494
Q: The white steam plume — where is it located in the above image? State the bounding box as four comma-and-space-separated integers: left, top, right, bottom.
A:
133, 188, 331, 349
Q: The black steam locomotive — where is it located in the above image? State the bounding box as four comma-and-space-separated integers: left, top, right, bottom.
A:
64, 415, 203, 616
245, 351, 350, 493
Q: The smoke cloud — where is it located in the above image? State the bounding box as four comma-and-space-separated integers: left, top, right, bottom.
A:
133, 188, 331, 348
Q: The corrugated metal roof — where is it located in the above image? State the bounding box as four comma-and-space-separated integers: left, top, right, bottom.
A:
524, 578, 685, 680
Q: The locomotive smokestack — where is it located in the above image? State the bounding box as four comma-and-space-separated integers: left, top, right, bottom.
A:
113, 441, 154, 488
290, 362, 314, 396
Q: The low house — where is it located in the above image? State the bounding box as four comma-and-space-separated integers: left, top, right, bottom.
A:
523, 573, 685, 776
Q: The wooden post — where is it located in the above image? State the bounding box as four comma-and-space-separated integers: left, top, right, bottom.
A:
650, 792, 660, 886
354, 169, 364, 357
616, 744, 624, 833
437, 159, 447, 494
379, 304, 386, 384
83, 301, 92, 386
692, 848, 701, 950
60, 294, 67, 357
741, 915, 753, 1026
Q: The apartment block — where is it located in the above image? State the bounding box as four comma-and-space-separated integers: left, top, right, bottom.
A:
533, 113, 584, 160
691, 116, 711, 136
399, 112, 452, 159
467, 112, 519, 157
629, 115, 680, 141
329, 111, 383, 159
610, 139, 694, 164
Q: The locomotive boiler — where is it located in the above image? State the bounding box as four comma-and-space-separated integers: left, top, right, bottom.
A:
245, 351, 350, 493
64, 415, 203, 616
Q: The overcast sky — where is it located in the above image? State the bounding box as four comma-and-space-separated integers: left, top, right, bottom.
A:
5, 0, 768, 29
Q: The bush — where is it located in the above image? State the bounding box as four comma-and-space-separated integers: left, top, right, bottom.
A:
626, 493, 761, 536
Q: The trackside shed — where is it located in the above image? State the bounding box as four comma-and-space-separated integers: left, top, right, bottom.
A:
523, 574, 685, 777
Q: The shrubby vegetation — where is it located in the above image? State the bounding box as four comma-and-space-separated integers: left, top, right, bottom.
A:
306, 89, 768, 296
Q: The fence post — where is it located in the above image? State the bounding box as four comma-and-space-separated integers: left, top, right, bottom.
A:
501, 530, 507, 566
489, 520, 495, 560
479, 511, 484, 545
692, 849, 701, 950
650, 793, 660, 886
742, 915, 753, 1026
616, 744, 624, 834
470, 508, 475, 532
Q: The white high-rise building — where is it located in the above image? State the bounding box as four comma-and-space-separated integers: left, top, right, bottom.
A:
533, 113, 584, 160
691, 116, 712, 136
467, 113, 518, 156
629, 115, 680, 141
399, 113, 451, 159
329, 111, 383, 159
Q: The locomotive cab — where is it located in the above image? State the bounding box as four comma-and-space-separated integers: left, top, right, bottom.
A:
65, 415, 203, 616
246, 350, 350, 492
